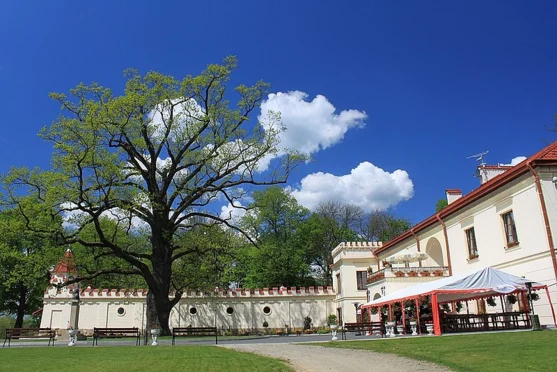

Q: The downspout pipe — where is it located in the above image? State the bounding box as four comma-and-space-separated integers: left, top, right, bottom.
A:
436, 214, 453, 276
410, 228, 422, 267
373, 250, 380, 271
526, 161, 557, 282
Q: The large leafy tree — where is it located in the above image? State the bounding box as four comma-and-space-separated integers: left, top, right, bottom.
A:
238, 186, 314, 288
300, 201, 360, 286
4, 57, 304, 333
0, 202, 63, 327
358, 210, 411, 242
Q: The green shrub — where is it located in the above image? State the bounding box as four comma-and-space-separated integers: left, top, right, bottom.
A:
23, 316, 41, 328
0, 316, 16, 338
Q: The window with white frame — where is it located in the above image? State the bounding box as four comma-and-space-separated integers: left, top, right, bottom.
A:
465, 227, 479, 259
502, 211, 519, 247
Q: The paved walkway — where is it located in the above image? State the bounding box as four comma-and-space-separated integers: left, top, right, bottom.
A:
221, 343, 452, 372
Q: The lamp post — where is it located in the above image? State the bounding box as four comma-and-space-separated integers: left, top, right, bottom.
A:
353, 302, 361, 335
525, 281, 542, 331
214, 287, 219, 332
68, 278, 80, 346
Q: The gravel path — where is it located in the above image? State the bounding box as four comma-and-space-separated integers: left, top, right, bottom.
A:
221, 343, 452, 372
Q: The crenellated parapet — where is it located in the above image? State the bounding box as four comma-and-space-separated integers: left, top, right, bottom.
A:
332, 241, 382, 263
45, 285, 335, 299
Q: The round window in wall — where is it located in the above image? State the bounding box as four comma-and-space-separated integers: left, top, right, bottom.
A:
117, 307, 126, 316
189, 307, 197, 315
263, 306, 271, 315
226, 306, 234, 315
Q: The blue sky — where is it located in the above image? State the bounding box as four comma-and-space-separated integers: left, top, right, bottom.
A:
1, 1, 557, 225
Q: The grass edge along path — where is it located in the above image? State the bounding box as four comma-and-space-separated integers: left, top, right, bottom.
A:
315, 330, 557, 372
0, 345, 293, 372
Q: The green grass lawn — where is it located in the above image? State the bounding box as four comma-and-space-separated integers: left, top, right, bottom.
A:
0, 345, 292, 372
318, 331, 557, 371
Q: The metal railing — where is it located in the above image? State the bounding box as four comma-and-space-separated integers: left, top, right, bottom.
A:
367, 266, 449, 284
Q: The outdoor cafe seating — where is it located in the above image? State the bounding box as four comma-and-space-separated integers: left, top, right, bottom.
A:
362, 267, 555, 336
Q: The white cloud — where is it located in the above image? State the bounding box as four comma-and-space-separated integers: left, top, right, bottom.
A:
219, 201, 247, 224
500, 156, 527, 167
258, 91, 367, 169
148, 98, 204, 143
218, 189, 253, 225
60, 198, 151, 232
290, 161, 414, 212
60, 202, 87, 230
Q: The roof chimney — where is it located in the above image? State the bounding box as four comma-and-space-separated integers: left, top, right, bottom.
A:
446, 189, 462, 204
476, 165, 512, 185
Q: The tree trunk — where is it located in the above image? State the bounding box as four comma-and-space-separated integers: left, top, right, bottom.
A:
145, 291, 172, 336
14, 282, 27, 328
145, 238, 174, 336
144, 219, 177, 336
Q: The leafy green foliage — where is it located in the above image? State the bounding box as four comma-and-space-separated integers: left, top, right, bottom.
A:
359, 210, 411, 242
237, 187, 314, 288
0, 204, 63, 327
436, 199, 448, 213
299, 211, 358, 286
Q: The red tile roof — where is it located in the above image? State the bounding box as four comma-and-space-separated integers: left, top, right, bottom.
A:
52, 249, 77, 274
482, 165, 513, 170
375, 141, 557, 256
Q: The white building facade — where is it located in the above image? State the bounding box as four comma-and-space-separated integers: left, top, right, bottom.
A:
369, 142, 557, 326
41, 254, 336, 335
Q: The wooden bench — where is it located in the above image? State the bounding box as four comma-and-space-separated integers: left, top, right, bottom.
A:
172, 326, 218, 345
92, 327, 141, 346
3, 328, 56, 347
342, 322, 385, 340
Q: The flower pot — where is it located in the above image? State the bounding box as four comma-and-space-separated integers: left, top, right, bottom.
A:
330, 324, 338, 340
426, 324, 434, 336
150, 328, 161, 346
409, 321, 418, 336
68, 329, 78, 346
396, 325, 405, 335
386, 321, 396, 337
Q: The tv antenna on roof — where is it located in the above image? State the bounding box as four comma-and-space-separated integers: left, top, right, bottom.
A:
467, 150, 489, 180
467, 150, 489, 167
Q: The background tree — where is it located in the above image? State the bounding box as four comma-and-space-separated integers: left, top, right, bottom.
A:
238, 186, 314, 288
300, 201, 360, 286
4, 57, 305, 333
358, 210, 411, 242
0, 202, 63, 327
436, 199, 448, 213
